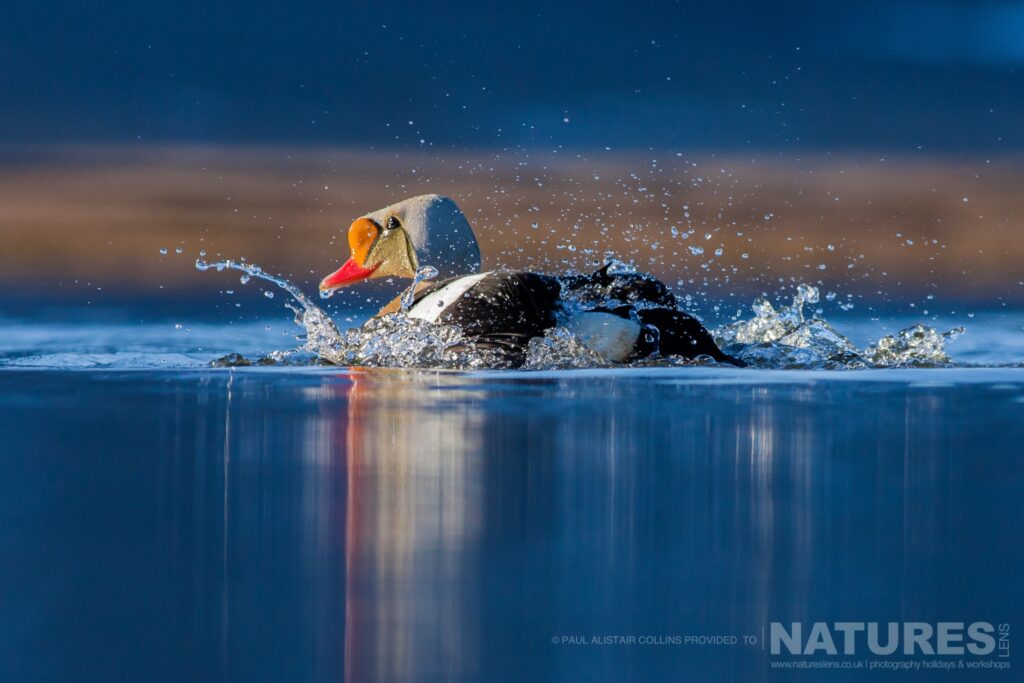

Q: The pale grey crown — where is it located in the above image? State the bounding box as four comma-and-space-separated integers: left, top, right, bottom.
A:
362, 194, 482, 280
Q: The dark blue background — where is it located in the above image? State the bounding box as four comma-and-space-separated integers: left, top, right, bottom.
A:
3, 0, 1024, 151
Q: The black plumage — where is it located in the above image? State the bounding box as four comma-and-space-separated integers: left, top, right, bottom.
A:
405, 266, 744, 367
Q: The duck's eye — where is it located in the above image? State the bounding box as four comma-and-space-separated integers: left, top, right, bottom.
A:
386, 216, 401, 231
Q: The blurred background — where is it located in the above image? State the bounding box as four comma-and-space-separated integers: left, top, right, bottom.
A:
2, 0, 1023, 315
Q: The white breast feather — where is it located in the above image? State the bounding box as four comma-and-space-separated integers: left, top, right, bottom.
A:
406, 272, 491, 323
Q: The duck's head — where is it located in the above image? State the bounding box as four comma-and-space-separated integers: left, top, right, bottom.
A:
319, 194, 481, 293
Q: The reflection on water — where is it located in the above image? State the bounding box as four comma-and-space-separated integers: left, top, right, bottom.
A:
340, 372, 486, 682
0, 369, 1021, 681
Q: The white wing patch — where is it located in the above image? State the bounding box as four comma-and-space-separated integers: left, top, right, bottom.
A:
565, 312, 641, 362
406, 272, 491, 323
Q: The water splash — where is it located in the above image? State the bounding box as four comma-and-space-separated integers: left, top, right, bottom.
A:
401, 265, 439, 311
865, 325, 965, 367
521, 327, 607, 370
196, 257, 344, 359
197, 259, 964, 370
197, 258, 310, 308
714, 284, 963, 368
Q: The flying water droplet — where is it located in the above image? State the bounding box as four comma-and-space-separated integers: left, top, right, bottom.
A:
401, 265, 439, 311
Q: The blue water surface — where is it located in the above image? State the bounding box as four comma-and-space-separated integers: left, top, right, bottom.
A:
0, 311, 1022, 682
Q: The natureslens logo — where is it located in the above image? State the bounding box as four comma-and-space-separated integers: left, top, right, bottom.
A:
770, 622, 1008, 657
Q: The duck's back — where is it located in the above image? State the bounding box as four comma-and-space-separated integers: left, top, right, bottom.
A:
406, 271, 560, 338
378, 267, 742, 367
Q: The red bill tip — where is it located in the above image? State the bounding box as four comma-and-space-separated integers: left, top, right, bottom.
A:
319, 258, 379, 290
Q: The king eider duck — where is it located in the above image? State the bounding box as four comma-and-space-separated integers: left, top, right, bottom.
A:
319, 194, 743, 367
